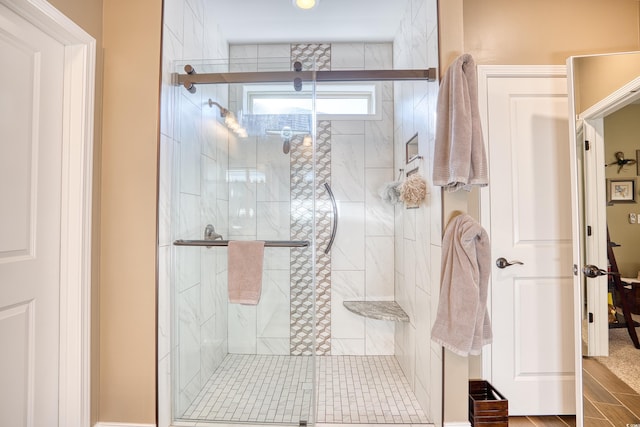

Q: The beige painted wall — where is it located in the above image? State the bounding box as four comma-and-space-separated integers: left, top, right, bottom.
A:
462, 0, 640, 65
605, 104, 640, 278
98, 0, 162, 422
49, 0, 162, 423
437, 0, 640, 423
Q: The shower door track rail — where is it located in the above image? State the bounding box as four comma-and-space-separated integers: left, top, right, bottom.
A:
173, 239, 310, 248
173, 67, 437, 91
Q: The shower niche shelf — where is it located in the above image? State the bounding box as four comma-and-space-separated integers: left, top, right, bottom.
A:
343, 301, 409, 322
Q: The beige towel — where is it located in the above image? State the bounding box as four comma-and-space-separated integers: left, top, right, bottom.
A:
433, 54, 488, 192
228, 241, 265, 305
431, 214, 492, 356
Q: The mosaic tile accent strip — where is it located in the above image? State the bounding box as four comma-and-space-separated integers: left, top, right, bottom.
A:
288, 48, 331, 356
315, 120, 332, 355
291, 43, 331, 71
181, 355, 430, 425
290, 135, 314, 356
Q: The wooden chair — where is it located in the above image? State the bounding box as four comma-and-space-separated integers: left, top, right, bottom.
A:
607, 227, 640, 349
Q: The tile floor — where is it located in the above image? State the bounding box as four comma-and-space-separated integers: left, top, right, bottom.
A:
181, 354, 314, 424
581, 356, 640, 426
511, 357, 640, 426
180, 354, 431, 425
316, 356, 429, 424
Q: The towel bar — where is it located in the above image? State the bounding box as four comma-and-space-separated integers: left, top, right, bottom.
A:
173, 239, 310, 248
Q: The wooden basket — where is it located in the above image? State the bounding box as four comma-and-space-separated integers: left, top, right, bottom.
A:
469, 380, 508, 426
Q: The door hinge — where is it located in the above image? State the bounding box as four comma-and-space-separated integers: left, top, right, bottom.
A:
587, 225, 592, 236
588, 312, 594, 323
585, 140, 590, 151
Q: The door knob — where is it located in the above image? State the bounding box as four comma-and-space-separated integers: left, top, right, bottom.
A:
582, 264, 621, 278
496, 257, 524, 269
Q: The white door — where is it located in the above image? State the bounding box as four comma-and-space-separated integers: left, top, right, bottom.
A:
479, 67, 576, 415
0, 3, 65, 425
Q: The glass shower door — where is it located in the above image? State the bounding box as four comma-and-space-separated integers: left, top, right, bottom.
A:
223, 79, 317, 423
171, 67, 317, 426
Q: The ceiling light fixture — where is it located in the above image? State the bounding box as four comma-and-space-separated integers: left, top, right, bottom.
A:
293, 0, 318, 10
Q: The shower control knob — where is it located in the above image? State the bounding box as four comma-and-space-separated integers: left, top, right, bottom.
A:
293, 61, 303, 72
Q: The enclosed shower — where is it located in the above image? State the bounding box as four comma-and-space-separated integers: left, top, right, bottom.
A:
157, 2, 442, 426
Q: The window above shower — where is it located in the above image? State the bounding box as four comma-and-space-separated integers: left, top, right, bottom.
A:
243, 83, 381, 120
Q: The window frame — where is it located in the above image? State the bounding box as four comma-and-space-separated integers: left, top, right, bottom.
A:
243, 82, 382, 121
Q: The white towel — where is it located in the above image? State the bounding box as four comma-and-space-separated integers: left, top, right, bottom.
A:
432, 54, 488, 192
431, 214, 492, 356
228, 241, 265, 305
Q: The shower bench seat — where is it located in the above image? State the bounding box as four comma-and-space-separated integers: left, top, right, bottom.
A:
343, 301, 410, 322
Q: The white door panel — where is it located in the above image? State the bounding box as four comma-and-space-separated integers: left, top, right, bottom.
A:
0, 27, 36, 259
0, 2, 65, 425
480, 68, 576, 415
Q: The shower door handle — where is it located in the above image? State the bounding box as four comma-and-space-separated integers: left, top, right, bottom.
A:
324, 182, 338, 254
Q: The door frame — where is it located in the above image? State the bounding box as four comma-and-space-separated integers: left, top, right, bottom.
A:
0, 0, 96, 424
567, 72, 640, 427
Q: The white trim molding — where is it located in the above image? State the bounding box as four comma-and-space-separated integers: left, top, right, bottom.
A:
0, 0, 96, 426
443, 422, 472, 427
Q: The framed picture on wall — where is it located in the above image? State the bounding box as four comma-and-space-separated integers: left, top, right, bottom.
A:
607, 178, 636, 203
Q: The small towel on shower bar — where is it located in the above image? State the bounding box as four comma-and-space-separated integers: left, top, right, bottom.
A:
433, 53, 488, 192
228, 240, 265, 305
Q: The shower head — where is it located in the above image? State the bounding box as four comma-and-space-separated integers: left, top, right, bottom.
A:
208, 98, 247, 138
208, 99, 230, 117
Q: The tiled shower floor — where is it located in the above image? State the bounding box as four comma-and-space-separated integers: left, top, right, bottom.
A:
180, 354, 429, 425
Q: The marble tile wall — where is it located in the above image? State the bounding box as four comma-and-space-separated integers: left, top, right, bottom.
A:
158, 0, 230, 422
226, 42, 397, 357
226, 44, 294, 356
328, 43, 397, 356
392, 0, 441, 424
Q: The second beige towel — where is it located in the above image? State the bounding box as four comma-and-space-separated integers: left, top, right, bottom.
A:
431, 214, 492, 356
228, 240, 265, 305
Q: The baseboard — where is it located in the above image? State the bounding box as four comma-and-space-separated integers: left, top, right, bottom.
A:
443, 422, 472, 427
94, 423, 156, 427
